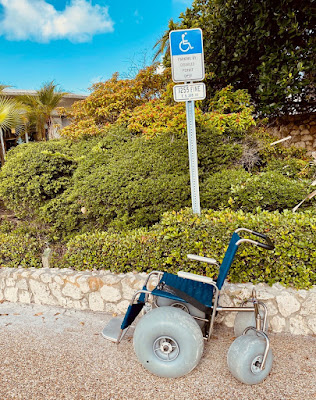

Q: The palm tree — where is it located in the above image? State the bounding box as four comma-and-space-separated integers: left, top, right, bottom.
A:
0, 85, 8, 92
153, 19, 179, 62
0, 96, 28, 165
18, 81, 67, 141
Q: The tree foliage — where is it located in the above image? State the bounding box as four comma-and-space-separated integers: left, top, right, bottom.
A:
59, 66, 172, 139
60, 65, 255, 140
157, 0, 315, 116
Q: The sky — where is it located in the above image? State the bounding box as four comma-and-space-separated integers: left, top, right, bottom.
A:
0, 0, 192, 94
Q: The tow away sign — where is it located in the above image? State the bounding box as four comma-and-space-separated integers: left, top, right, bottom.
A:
173, 83, 206, 102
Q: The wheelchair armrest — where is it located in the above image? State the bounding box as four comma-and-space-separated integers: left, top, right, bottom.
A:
177, 270, 215, 284
187, 254, 219, 265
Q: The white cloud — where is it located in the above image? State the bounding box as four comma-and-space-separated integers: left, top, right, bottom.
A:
0, 0, 114, 43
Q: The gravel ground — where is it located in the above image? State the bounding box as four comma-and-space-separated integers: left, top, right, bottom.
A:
0, 302, 315, 400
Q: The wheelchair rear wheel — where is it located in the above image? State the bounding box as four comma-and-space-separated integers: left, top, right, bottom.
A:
133, 306, 204, 378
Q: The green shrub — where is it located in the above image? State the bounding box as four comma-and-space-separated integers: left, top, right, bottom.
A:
265, 157, 316, 180
57, 208, 316, 289
229, 171, 312, 211
0, 124, 313, 238
201, 168, 250, 209
203, 169, 313, 212
40, 128, 242, 235
0, 141, 77, 217
0, 216, 48, 268
0, 232, 43, 268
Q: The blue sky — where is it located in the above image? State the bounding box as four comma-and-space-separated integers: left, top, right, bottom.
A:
0, 0, 191, 94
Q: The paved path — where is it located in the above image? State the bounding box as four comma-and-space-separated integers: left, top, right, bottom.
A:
0, 302, 315, 400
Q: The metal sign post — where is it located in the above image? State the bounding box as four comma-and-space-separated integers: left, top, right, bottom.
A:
170, 28, 205, 215
185, 100, 200, 214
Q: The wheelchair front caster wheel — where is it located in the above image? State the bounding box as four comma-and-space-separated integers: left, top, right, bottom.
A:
227, 334, 273, 385
133, 306, 204, 378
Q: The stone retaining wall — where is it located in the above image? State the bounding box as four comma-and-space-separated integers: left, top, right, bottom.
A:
0, 267, 315, 336
267, 112, 316, 154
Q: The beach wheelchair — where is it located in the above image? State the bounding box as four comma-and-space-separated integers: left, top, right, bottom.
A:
102, 228, 275, 385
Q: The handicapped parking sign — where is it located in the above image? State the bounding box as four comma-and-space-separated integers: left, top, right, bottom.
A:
169, 28, 204, 83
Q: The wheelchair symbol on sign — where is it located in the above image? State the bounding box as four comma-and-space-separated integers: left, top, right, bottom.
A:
179, 33, 194, 52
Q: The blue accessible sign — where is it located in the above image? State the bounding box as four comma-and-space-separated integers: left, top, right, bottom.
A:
169, 28, 205, 83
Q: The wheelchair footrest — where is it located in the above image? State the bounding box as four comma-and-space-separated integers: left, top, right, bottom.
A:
102, 317, 124, 343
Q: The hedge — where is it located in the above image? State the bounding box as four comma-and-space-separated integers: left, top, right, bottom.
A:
0, 219, 47, 268
202, 169, 313, 212
57, 208, 316, 289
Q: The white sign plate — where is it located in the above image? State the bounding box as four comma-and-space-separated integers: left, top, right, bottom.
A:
169, 28, 205, 83
173, 83, 206, 102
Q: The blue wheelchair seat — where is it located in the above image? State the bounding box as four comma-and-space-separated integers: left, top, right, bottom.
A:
152, 272, 214, 309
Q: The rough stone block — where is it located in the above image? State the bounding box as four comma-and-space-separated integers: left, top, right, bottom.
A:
270, 315, 286, 333
4, 287, 18, 302
80, 298, 89, 311
276, 292, 301, 318
257, 289, 275, 301
307, 317, 316, 334
16, 279, 28, 291
88, 292, 104, 312
49, 282, 63, 302
301, 293, 316, 315
302, 134, 313, 141
218, 293, 234, 307
310, 125, 316, 134
87, 277, 104, 292
6, 278, 16, 287
40, 273, 53, 284
104, 303, 118, 314
62, 282, 83, 300
19, 290, 31, 304
265, 301, 278, 316
76, 276, 91, 294
30, 270, 44, 280
289, 316, 312, 335
20, 270, 31, 279
54, 275, 64, 286
100, 285, 121, 302
121, 277, 138, 300
102, 274, 121, 285
0, 278, 6, 290
222, 312, 236, 328
29, 279, 57, 306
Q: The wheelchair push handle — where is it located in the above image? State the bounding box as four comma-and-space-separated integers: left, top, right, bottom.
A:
235, 228, 274, 251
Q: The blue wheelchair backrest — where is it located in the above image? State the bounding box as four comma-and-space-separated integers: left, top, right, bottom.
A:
216, 232, 240, 289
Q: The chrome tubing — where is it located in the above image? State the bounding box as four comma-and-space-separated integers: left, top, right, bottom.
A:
243, 327, 270, 370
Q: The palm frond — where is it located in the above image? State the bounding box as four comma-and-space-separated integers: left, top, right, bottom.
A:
0, 97, 27, 130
